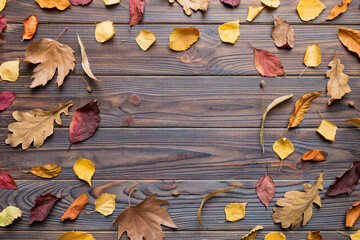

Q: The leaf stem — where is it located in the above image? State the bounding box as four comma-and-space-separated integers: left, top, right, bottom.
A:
84, 210, 96, 214
336, 231, 350, 236
55, 27, 69, 41
298, 66, 308, 78
90, 9, 97, 25
317, 106, 324, 120
119, 0, 127, 8
81, 73, 92, 93
128, 188, 137, 206
207, 41, 222, 49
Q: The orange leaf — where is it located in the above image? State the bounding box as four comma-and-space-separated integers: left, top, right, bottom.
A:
22, 15, 38, 41
301, 149, 326, 162
326, 0, 352, 20
61, 193, 88, 221
346, 201, 360, 227
338, 27, 360, 59
306, 230, 322, 240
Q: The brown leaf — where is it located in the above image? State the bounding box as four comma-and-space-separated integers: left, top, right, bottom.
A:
326, 0, 352, 20
306, 230, 322, 240
29, 193, 64, 224
271, 16, 295, 49
61, 193, 88, 221
301, 149, 326, 162
346, 201, 360, 227
338, 27, 360, 59
22, 15, 38, 41
256, 170, 275, 209
168, 0, 209, 16
24, 164, 63, 178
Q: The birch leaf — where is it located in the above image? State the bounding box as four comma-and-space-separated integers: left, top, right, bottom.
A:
224, 202, 247, 222
77, 34, 99, 82
262, 0, 280, 8
271, 16, 295, 49
326, 0, 352, 20
24, 164, 63, 178
265, 232, 286, 240
218, 19, 240, 44
94, 193, 116, 216
169, 27, 200, 51
304, 43, 321, 67
306, 230, 322, 240
61, 193, 88, 221
22, 15, 38, 41
169, 0, 209, 16
347, 201, 360, 227
136, 30, 156, 51
58, 231, 95, 240
35, 0, 71, 10
345, 118, 360, 128
338, 27, 360, 59
317, 119, 337, 142
297, 0, 325, 21
73, 158, 95, 186
246, 6, 264, 22
95, 21, 115, 43
240, 225, 264, 240
256, 170, 275, 209
0, 0, 5, 12
0, 59, 20, 82
103, 0, 120, 5
0, 206, 21, 227
273, 138, 294, 160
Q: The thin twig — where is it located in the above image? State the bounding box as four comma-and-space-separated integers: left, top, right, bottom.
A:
55, 27, 69, 41
317, 106, 324, 120
128, 188, 137, 206
298, 66, 308, 78
336, 231, 350, 236
90, 9, 97, 25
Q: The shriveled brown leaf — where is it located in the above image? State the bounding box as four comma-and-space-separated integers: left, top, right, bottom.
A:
271, 16, 295, 49
24, 164, 63, 178
347, 201, 360, 227
61, 193, 88, 221
338, 27, 360, 59
301, 149, 326, 162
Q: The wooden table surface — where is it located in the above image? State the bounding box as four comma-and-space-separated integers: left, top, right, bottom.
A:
1, 0, 360, 239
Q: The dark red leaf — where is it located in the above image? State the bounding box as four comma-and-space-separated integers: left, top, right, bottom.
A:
130, 0, 145, 27
29, 193, 64, 224
0, 172, 18, 190
0, 91, 15, 110
220, 0, 240, 7
256, 170, 275, 209
69, 0, 92, 5
325, 161, 360, 197
69, 100, 100, 147
0, 13, 7, 34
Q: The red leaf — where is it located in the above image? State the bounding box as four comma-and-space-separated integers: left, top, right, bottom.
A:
220, 0, 240, 7
69, 100, 100, 147
69, 0, 92, 5
249, 44, 286, 77
256, 170, 275, 209
325, 161, 360, 197
29, 193, 64, 224
130, 0, 145, 27
0, 13, 7, 34
0, 91, 15, 110
0, 172, 18, 190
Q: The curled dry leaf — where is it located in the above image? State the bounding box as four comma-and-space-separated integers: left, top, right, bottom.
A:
29, 193, 64, 224
58, 231, 95, 240
218, 19, 240, 44
302, 149, 326, 162
0, 91, 15, 111
77, 34, 99, 82
256, 170, 275, 209
103, 0, 120, 5
35, 0, 71, 10
73, 158, 95, 186
95, 21, 115, 43
130, 0, 145, 27
69, 0, 92, 6
304, 43, 321, 67
0, 206, 21, 227
61, 193, 88, 221
317, 119, 337, 142
0, 172, 17, 190
24, 164, 63, 178
240, 225, 264, 240
220, 0, 239, 7
326, 0, 352, 20
0, 13, 6, 34
272, 173, 323, 229
265, 232, 286, 240
169, 0, 209, 16
6, 101, 73, 149
136, 30, 156, 51
0, 59, 20, 82
345, 118, 360, 128
325, 161, 360, 197
347, 201, 360, 227
94, 192, 116, 216
169, 27, 200, 51
22, 15, 38, 41
271, 16, 295, 49
260, 94, 293, 153
338, 27, 360, 59
246, 6, 264, 22
262, 0, 280, 8
224, 202, 247, 222
306, 230, 322, 240
297, 0, 325, 22
273, 138, 294, 160
0, 0, 5, 12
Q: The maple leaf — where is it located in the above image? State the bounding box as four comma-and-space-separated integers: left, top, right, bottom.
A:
22, 15, 38, 41
0, 91, 15, 111
169, 0, 209, 16
271, 16, 295, 49
256, 170, 275, 209
113, 194, 177, 240
338, 27, 360, 59
0, 13, 6, 34
130, 0, 145, 27
0, 172, 17, 190
29, 193, 64, 224
69, 0, 92, 5
220, 0, 239, 7
24, 38, 75, 88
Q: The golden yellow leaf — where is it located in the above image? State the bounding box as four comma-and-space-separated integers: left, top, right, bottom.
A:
0, 0, 6, 12
58, 231, 95, 240
95, 21, 115, 43
240, 225, 264, 240
351, 230, 360, 240
262, 0, 280, 8
136, 30, 156, 51
0, 206, 21, 227
169, 27, 200, 51
304, 43, 321, 67
35, 0, 70, 10
6, 101, 73, 149
168, 0, 209, 16
218, 19, 240, 44
306, 230, 322, 240
77, 34, 99, 82
246, 6, 264, 22
317, 119, 337, 142
73, 158, 95, 186
326, 0, 351, 20
346, 118, 360, 128
224, 202, 247, 222
297, 0, 325, 21
94, 193, 116, 216
24, 164, 63, 179
103, 0, 120, 5
264, 232, 286, 240
338, 27, 360, 59
0, 59, 20, 82
273, 138, 294, 160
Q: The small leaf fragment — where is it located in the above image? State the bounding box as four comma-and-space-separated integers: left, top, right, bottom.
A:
351, 231, 360, 240
169, 27, 200, 51
61, 193, 88, 221
273, 138, 294, 160
0, 206, 21, 227
317, 119, 337, 142
301, 149, 326, 162
262, 0, 280, 8
346, 118, 360, 128
95, 21, 115, 43
35, 0, 71, 10
0, 172, 17, 190
0, 13, 6, 34
256, 170, 275, 209
136, 30, 156, 51
25, 164, 63, 178
304, 43, 321, 67
338, 27, 360, 59
0, 91, 15, 111
77, 34, 99, 81
0, 0, 5, 12
265, 232, 286, 240
240, 225, 264, 240
347, 201, 360, 227
246, 6, 264, 22
22, 14, 38, 41
94, 193, 116, 216
69, 0, 92, 6
73, 158, 95, 186
58, 231, 95, 240
224, 202, 247, 222
271, 16, 295, 49
306, 230, 322, 240
169, 0, 209, 16
29, 193, 64, 224
218, 19, 240, 44
297, 0, 326, 21
0, 59, 20, 82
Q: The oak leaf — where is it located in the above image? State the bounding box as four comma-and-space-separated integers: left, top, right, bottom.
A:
262, 0, 280, 8
58, 231, 95, 240
130, 0, 145, 27
136, 30, 156, 51
326, 51, 351, 105
113, 194, 178, 240
306, 230, 322, 240
246, 6, 264, 22
256, 170, 275, 209
0, 0, 5, 12
326, 0, 352, 20
265, 232, 286, 240
22, 15, 38, 41
272, 173, 323, 229
169, 0, 209, 16
25, 164, 63, 178
5, 101, 73, 149
95, 21, 115, 43
240, 225, 264, 240
0, 91, 15, 111
94, 192, 116, 216
273, 138, 294, 160
338, 27, 360, 59
271, 16, 295, 49
347, 201, 360, 227
61, 193, 88, 221
345, 118, 360, 128
0, 13, 6, 34
77, 34, 99, 81
29, 193, 64, 224
301, 149, 326, 162
0, 172, 17, 190
317, 119, 337, 142
0, 59, 20, 82
297, 0, 325, 21
73, 158, 95, 186
69, 0, 92, 5
218, 19, 240, 44
304, 43, 321, 67
169, 27, 200, 51
224, 202, 247, 222
220, 0, 239, 7
0, 206, 21, 227
35, 0, 71, 10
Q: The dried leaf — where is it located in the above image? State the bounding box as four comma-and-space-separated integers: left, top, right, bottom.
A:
73, 158, 95, 186
29, 193, 64, 224
220, 0, 239, 7
69, 0, 92, 5
265, 232, 286, 240
240, 225, 264, 240
351, 231, 360, 240
262, 0, 280, 8
103, 0, 120, 5
256, 170, 275, 209
198, 186, 241, 227
169, 27, 200, 51
218, 19, 240, 44
169, 0, 209, 16
0, 59, 20, 82
224, 202, 247, 222
297, 0, 325, 21
24, 38, 75, 88
301, 149, 326, 162
317, 119, 337, 142
113, 194, 177, 240
272, 173, 323, 229
61, 193, 88, 221
35, 0, 71, 10
0, 172, 17, 190
326, 51, 351, 105
69, 100, 100, 146
249, 44, 286, 77
287, 89, 323, 129
345, 118, 360, 128
0, 13, 6, 34
0, 0, 5, 12
22, 15, 38, 41
246, 6, 264, 22
0, 206, 21, 227
24, 164, 63, 178
77, 34, 99, 81
94, 193, 116, 216
0, 91, 15, 111
271, 16, 295, 49
6, 101, 73, 149
306, 230, 322, 240
304, 43, 321, 67
130, 0, 145, 27
136, 30, 156, 51
95, 21, 115, 43
58, 231, 95, 240
326, 0, 352, 20
325, 161, 360, 197
347, 201, 360, 227
273, 138, 294, 160
338, 27, 360, 59
260, 94, 293, 153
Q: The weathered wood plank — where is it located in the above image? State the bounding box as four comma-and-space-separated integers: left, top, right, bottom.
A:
2, 24, 360, 76
0, 180, 358, 231
3, 0, 360, 24
0, 128, 359, 180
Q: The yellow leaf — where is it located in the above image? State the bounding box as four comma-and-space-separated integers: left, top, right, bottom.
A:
240, 225, 264, 240
94, 193, 116, 216
262, 0, 280, 8
95, 21, 115, 43
77, 34, 99, 82
0, 59, 20, 82
103, 0, 120, 5
264, 232, 286, 240
317, 119, 337, 141
218, 19, 240, 44
246, 6, 264, 22
224, 202, 247, 222
58, 231, 95, 240
297, 0, 325, 22
73, 158, 95, 186
24, 164, 63, 179
346, 118, 360, 128
273, 138, 294, 160
0, 206, 21, 227
338, 27, 360, 59
169, 27, 200, 51
351, 230, 360, 240
304, 43, 321, 67
35, 0, 70, 10
0, 0, 6, 12
136, 30, 156, 51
